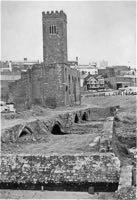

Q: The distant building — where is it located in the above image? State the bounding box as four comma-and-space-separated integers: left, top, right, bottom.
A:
76, 63, 98, 75
111, 65, 130, 76
97, 65, 136, 90
0, 61, 12, 72
98, 67, 116, 78
120, 69, 135, 76
98, 67, 116, 89
116, 75, 137, 89
0, 59, 40, 72
11, 59, 40, 72
84, 74, 105, 91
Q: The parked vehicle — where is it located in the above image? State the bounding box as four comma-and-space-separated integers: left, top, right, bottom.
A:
6, 103, 16, 113
125, 87, 137, 95
0, 101, 6, 112
0, 101, 16, 113
118, 87, 137, 95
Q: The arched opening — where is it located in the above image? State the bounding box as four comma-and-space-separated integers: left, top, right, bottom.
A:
82, 112, 88, 121
74, 114, 79, 123
19, 127, 32, 138
51, 123, 67, 135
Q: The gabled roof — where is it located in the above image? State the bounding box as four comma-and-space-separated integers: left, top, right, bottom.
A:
86, 76, 98, 82
95, 75, 104, 79
84, 74, 93, 82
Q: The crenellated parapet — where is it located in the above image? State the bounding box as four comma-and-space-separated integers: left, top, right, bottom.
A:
42, 10, 67, 22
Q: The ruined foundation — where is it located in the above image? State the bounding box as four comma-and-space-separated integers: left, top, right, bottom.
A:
0, 106, 135, 194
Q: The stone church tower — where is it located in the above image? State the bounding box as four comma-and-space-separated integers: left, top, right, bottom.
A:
42, 10, 68, 65
8, 10, 80, 111
41, 10, 80, 107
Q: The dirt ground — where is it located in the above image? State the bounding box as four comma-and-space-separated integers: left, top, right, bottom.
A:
0, 190, 115, 199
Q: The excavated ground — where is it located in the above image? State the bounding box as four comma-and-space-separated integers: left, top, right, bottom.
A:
1, 95, 136, 199
2, 95, 135, 155
1, 121, 104, 154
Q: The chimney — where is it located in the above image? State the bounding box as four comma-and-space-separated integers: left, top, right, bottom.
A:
76, 57, 78, 65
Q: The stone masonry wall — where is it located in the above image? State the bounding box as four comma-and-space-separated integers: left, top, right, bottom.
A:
64, 66, 81, 105
89, 107, 116, 121
9, 69, 32, 111
31, 65, 44, 105
42, 11, 67, 65
43, 64, 65, 107
8, 63, 81, 111
0, 154, 120, 184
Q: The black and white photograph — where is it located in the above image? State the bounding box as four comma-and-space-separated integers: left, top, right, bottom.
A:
0, 0, 136, 199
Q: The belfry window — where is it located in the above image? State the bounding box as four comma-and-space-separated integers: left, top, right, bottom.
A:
49, 25, 57, 34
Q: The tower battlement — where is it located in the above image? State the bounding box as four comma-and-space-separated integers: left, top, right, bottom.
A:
42, 10, 67, 22
42, 10, 67, 65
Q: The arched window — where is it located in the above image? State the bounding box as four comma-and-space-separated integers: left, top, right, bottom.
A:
49, 26, 52, 34
49, 25, 57, 34
54, 26, 56, 34
52, 26, 54, 34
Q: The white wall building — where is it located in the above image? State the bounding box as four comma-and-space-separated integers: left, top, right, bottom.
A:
76, 63, 98, 75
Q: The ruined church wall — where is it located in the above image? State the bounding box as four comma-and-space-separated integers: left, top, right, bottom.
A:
70, 68, 81, 104
63, 65, 81, 106
31, 65, 44, 105
8, 63, 81, 111
9, 70, 32, 111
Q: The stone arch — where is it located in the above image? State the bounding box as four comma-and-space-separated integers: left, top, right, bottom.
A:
74, 114, 79, 123
19, 126, 33, 138
82, 112, 88, 121
51, 122, 66, 135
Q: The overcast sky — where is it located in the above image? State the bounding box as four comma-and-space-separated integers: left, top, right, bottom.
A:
1, 1, 136, 66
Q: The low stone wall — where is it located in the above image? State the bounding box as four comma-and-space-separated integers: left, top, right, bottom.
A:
88, 107, 116, 121
99, 117, 114, 152
112, 111, 136, 192
114, 112, 136, 148
0, 154, 120, 184
118, 165, 133, 190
